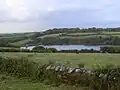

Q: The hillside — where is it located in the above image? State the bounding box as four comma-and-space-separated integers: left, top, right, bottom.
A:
0, 32, 35, 47
0, 27, 120, 47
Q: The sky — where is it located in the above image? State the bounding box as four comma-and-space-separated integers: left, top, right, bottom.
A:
0, 0, 120, 33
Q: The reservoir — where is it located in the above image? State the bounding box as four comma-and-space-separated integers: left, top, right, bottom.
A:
20, 45, 103, 51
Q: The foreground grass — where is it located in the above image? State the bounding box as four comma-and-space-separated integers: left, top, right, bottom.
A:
0, 53, 120, 90
1, 53, 120, 67
0, 74, 85, 90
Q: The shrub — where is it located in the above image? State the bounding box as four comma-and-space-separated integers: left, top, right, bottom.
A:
47, 48, 57, 53
0, 56, 38, 78
0, 56, 61, 86
100, 46, 120, 53
32, 46, 45, 50
0, 48, 20, 52
77, 63, 85, 68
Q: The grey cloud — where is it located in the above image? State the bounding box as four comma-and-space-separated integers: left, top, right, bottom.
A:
0, 0, 120, 33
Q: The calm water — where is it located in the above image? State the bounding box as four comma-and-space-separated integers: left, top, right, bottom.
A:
20, 45, 103, 51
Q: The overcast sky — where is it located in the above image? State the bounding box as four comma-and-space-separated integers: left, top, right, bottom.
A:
0, 0, 120, 33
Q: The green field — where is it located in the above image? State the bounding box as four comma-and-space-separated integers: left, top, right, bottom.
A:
0, 53, 120, 90
1, 53, 120, 67
10, 39, 32, 47
39, 33, 61, 38
1, 52, 93, 90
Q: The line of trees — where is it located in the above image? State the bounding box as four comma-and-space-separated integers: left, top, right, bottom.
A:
1, 46, 120, 53
42, 27, 120, 34
0, 46, 100, 53
0, 56, 120, 90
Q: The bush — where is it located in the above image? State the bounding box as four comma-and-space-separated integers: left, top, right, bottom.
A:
47, 48, 57, 53
0, 56, 61, 86
0, 56, 38, 78
32, 46, 45, 50
77, 63, 85, 68
58, 49, 100, 53
100, 46, 120, 53
32, 46, 57, 53
0, 47, 100, 53
80, 49, 100, 53
0, 48, 20, 52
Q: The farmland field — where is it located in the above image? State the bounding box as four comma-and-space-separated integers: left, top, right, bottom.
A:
1, 30, 120, 47
1, 53, 120, 67
10, 39, 32, 47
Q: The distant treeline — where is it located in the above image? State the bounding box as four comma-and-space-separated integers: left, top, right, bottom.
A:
43, 27, 120, 34
1, 46, 120, 53
0, 46, 100, 53
100, 46, 120, 53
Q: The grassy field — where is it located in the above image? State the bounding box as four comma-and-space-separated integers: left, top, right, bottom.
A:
0, 33, 35, 38
39, 34, 61, 38
0, 52, 120, 90
10, 39, 32, 47
103, 32, 120, 34
36, 31, 120, 41
1, 53, 120, 68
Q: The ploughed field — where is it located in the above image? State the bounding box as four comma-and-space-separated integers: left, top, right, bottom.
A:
1, 52, 120, 67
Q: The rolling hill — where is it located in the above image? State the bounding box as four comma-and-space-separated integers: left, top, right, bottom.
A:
0, 27, 120, 47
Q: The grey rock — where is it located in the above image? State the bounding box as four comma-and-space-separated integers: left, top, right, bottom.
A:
46, 65, 52, 70
55, 66, 60, 71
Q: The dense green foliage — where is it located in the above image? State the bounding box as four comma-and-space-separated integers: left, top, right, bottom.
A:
59, 49, 100, 53
1, 45, 120, 53
0, 48, 20, 52
43, 27, 120, 34
100, 46, 120, 53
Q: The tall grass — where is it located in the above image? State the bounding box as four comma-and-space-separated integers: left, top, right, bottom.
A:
0, 56, 60, 86
0, 56, 37, 78
0, 56, 120, 90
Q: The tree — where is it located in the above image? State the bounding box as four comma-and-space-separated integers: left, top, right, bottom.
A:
33, 46, 45, 51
